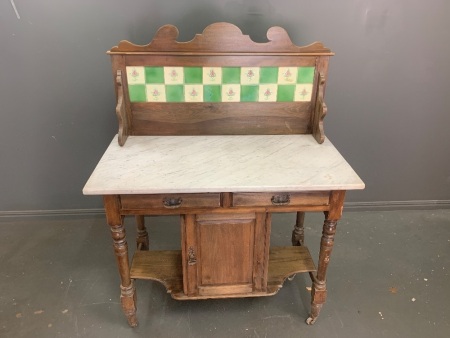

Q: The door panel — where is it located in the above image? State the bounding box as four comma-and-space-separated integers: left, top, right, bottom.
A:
182, 212, 270, 297
198, 217, 255, 286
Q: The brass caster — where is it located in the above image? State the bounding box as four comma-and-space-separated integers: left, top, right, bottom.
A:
306, 316, 316, 325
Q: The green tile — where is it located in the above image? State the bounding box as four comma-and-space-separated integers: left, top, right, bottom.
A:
259, 67, 278, 83
241, 85, 259, 102
184, 67, 203, 84
128, 85, 147, 102
204, 85, 221, 102
166, 85, 184, 102
277, 85, 296, 102
297, 67, 315, 83
222, 67, 241, 84
145, 67, 165, 83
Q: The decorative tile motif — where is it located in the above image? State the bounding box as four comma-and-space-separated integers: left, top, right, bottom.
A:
294, 84, 313, 102
146, 85, 166, 102
222, 84, 241, 102
278, 67, 297, 84
259, 84, 278, 102
127, 67, 145, 84
241, 67, 260, 85
185, 85, 203, 102
126, 66, 315, 102
203, 67, 222, 84
164, 67, 184, 84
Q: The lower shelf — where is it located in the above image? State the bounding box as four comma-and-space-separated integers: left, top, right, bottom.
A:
130, 246, 316, 300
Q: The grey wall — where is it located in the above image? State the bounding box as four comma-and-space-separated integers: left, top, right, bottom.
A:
1, 0, 449, 212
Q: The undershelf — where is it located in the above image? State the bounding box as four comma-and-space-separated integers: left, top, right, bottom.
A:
130, 246, 316, 300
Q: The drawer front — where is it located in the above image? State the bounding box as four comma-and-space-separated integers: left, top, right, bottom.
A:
121, 193, 221, 210
232, 191, 330, 207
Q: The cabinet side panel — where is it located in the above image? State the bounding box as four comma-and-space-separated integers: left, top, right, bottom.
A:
182, 214, 198, 296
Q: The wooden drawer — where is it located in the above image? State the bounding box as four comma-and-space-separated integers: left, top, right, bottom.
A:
232, 191, 329, 207
121, 193, 221, 210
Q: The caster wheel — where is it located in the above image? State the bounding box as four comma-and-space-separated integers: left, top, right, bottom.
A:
306, 316, 316, 325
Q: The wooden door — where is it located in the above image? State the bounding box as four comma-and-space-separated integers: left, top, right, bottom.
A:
181, 212, 271, 297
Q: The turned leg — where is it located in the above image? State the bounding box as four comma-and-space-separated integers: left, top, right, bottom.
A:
307, 218, 336, 324
306, 191, 345, 325
292, 211, 305, 246
110, 223, 138, 327
104, 196, 138, 327
135, 215, 149, 250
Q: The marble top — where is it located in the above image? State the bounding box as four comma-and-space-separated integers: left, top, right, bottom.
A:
83, 135, 365, 195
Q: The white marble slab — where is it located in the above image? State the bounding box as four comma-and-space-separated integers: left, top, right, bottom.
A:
83, 135, 365, 195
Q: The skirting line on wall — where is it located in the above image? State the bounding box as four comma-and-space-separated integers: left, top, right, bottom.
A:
0, 200, 449, 218
344, 200, 450, 211
0, 208, 105, 218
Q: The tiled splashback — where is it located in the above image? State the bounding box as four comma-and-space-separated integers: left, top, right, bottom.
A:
126, 66, 315, 103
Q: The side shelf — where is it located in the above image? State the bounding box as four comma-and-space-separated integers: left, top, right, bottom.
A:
130, 246, 316, 300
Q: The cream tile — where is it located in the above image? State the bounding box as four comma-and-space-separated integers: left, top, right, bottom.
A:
241, 67, 260, 85
146, 84, 166, 102
259, 84, 278, 102
164, 67, 184, 84
295, 84, 313, 102
222, 84, 241, 102
126, 66, 145, 85
278, 67, 298, 84
185, 85, 204, 102
203, 67, 222, 84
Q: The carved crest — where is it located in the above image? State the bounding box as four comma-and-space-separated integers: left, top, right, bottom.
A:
109, 22, 332, 55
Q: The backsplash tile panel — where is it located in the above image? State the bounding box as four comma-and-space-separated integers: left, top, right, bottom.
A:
126, 66, 316, 103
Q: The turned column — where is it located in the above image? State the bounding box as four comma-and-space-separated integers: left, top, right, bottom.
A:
307, 190, 345, 325
135, 215, 149, 250
291, 211, 305, 246
104, 195, 138, 327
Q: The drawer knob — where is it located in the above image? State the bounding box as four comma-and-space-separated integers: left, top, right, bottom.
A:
271, 194, 291, 206
163, 197, 183, 208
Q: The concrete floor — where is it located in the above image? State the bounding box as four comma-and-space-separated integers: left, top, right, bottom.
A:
0, 209, 449, 337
